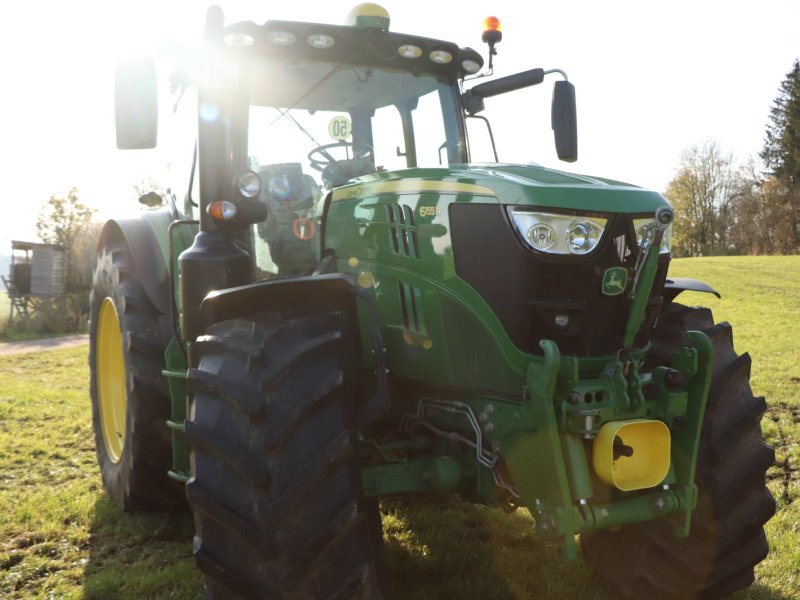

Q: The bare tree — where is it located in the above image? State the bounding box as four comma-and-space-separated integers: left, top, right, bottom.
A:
664, 140, 738, 257
727, 159, 768, 254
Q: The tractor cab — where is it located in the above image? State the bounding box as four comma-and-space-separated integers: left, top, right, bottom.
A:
231, 13, 478, 274
118, 4, 576, 278
186, 6, 484, 277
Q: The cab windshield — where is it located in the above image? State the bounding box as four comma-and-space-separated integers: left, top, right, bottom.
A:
246, 61, 464, 275
247, 62, 464, 182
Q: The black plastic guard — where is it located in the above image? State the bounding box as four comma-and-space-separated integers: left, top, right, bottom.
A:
663, 277, 721, 303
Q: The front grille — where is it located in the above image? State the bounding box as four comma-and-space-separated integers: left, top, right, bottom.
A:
449, 203, 669, 356
386, 204, 420, 258
398, 281, 424, 335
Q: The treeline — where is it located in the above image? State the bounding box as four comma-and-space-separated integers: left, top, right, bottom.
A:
665, 60, 800, 257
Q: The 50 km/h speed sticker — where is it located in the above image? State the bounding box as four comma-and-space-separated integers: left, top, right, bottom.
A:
328, 116, 352, 141
292, 216, 316, 240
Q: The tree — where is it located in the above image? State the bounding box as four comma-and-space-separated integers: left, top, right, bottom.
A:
725, 160, 770, 254
759, 59, 800, 252
760, 177, 800, 253
761, 60, 800, 185
37, 187, 94, 246
664, 140, 738, 257
36, 188, 100, 327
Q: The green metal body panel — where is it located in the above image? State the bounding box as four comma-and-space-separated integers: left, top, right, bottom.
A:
327, 163, 710, 552
327, 164, 670, 394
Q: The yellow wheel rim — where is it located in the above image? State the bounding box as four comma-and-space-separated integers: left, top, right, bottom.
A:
96, 297, 127, 463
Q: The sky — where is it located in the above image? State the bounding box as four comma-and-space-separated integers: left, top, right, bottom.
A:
1, 0, 798, 255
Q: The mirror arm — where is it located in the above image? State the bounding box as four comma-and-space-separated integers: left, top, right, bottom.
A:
463, 68, 546, 115
543, 68, 569, 82
465, 115, 499, 163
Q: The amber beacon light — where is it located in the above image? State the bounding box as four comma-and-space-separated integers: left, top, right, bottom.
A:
481, 16, 502, 70
482, 16, 502, 44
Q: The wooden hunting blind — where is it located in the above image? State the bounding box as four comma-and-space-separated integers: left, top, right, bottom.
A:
2, 240, 66, 320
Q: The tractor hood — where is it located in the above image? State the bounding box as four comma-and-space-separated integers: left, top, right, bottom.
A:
333, 163, 669, 214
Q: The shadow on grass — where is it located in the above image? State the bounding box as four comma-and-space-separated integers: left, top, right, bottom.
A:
381, 496, 618, 600
382, 497, 514, 600
380, 497, 792, 600
79, 493, 791, 600
83, 495, 200, 600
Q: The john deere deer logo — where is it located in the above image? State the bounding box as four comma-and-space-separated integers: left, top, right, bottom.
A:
602, 267, 628, 296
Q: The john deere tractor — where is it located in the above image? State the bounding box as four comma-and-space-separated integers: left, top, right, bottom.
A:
90, 4, 774, 598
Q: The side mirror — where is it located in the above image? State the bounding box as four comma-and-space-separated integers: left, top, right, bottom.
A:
115, 55, 158, 149
552, 80, 577, 162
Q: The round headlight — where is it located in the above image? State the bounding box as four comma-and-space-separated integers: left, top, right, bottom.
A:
307, 34, 335, 49
566, 220, 602, 254
461, 59, 481, 74
398, 45, 422, 59
266, 31, 296, 46
236, 170, 262, 199
527, 223, 555, 251
224, 32, 254, 47
429, 50, 453, 64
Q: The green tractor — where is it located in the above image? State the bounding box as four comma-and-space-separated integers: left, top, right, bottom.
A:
90, 4, 774, 598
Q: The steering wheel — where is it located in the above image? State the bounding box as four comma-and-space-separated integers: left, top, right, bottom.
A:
307, 142, 373, 172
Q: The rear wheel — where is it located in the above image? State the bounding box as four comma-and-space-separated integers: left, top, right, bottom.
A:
187, 308, 384, 599
89, 240, 183, 510
581, 302, 775, 598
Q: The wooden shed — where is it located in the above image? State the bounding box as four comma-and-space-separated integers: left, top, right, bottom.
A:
2, 240, 66, 320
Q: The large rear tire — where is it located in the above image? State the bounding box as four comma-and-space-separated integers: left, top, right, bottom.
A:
581, 302, 775, 598
89, 240, 183, 510
187, 308, 384, 599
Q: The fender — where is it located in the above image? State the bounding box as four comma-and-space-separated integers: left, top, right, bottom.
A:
200, 273, 389, 423
98, 209, 178, 346
663, 277, 721, 304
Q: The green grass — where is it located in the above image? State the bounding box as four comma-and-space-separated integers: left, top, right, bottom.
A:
0, 349, 199, 599
0, 256, 797, 599
0, 293, 9, 328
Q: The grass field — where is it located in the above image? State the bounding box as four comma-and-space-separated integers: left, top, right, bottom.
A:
0, 292, 9, 327
0, 256, 797, 599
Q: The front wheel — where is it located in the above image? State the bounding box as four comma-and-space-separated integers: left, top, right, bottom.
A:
89, 239, 183, 510
187, 308, 385, 599
581, 302, 775, 598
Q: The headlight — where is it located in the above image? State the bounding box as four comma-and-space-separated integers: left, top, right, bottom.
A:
566, 220, 604, 255
511, 210, 608, 255
633, 218, 672, 254
236, 170, 262, 199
